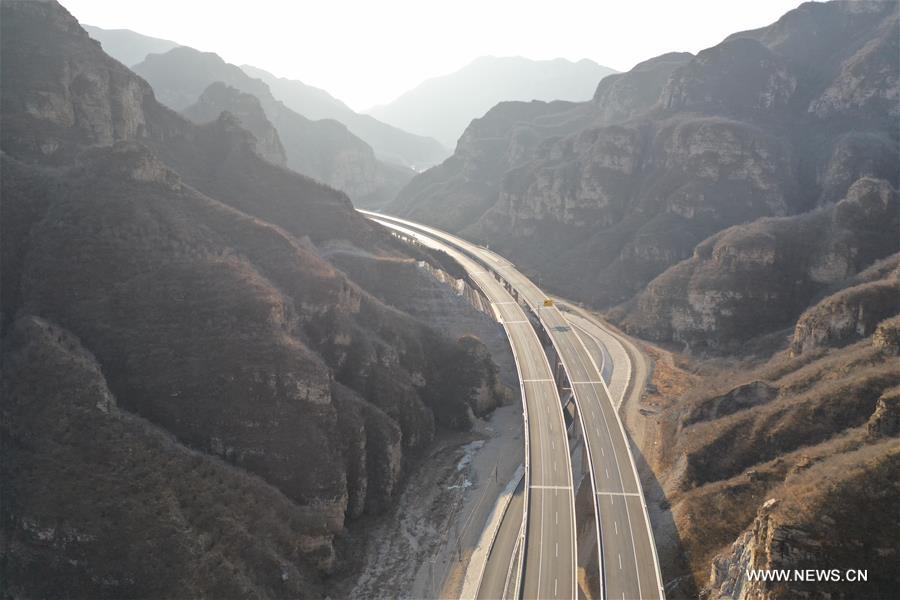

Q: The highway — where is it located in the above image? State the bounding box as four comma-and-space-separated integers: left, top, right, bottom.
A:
479, 479, 524, 599
369, 217, 577, 600
363, 211, 664, 600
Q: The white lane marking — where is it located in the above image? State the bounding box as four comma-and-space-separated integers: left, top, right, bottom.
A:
551, 440, 556, 450
554, 461, 558, 472
535, 392, 551, 598
600, 446, 605, 456
555, 542, 558, 557
585, 384, 646, 599
557, 311, 663, 598
611, 495, 614, 505
615, 521, 619, 535
531, 485, 571, 490
605, 468, 610, 479
596, 492, 641, 497
554, 578, 558, 596
555, 511, 558, 524
377, 214, 588, 594
618, 554, 622, 570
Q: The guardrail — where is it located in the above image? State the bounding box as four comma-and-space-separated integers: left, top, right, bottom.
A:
517, 288, 605, 599
361, 210, 665, 599
576, 320, 667, 600
368, 215, 536, 599
503, 323, 530, 600
364, 211, 581, 599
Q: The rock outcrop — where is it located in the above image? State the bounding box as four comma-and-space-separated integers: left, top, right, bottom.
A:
183, 82, 287, 166
867, 386, 900, 437
873, 315, 900, 355
620, 178, 899, 349
791, 276, 899, 356
705, 443, 900, 599
388, 99, 590, 233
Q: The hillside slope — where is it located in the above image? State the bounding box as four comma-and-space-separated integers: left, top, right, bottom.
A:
639, 258, 900, 597
391, 1, 899, 346
0, 1, 508, 597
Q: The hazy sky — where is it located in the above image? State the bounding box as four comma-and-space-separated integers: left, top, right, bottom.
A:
64, 0, 808, 111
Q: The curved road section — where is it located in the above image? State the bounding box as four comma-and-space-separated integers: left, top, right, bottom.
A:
368, 217, 577, 600
363, 211, 664, 600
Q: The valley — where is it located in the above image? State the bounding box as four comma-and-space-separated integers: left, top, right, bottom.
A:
1, 1, 897, 599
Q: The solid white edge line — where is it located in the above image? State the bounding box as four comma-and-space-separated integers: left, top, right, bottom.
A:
365, 210, 583, 599
571, 316, 665, 599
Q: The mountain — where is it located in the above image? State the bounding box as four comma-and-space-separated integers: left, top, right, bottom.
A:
133, 46, 413, 207
646, 261, 900, 597
385, 2, 900, 597
390, 1, 899, 348
183, 81, 287, 166
242, 65, 449, 169
0, 1, 509, 597
620, 177, 899, 350
368, 56, 617, 148
84, 24, 180, 66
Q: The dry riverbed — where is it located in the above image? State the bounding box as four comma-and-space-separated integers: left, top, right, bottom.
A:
334, 400, 524, 599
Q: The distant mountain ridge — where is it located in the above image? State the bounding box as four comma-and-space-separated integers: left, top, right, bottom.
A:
84, 24, 180, 66
86, 24, 449, 171
133, 46, 412, 207
368, 56, 617, 147
242, 65, 449, 170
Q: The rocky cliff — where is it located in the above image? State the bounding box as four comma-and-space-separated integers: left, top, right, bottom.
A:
391, 1, 899, 345
705, 442, 900, 599
0, 1, 506, 597
790, 256, 899, 356
388, 99, 591, 233
619, 178, 899, 350
133, 46, 414, 207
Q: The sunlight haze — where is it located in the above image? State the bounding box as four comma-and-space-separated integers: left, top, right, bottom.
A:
64, 0, 806, 111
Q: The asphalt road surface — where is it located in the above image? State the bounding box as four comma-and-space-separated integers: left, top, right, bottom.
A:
369, 217, 577, 599
364, 211, 664, 600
